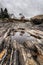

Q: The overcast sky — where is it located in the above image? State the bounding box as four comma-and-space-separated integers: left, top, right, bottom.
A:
0, 0, 43, 18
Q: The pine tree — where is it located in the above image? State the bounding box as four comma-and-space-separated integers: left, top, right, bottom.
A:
4, 8, 9, 18
0, 8, 4, 18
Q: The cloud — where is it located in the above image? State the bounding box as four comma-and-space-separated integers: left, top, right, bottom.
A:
0, 0, 43, 18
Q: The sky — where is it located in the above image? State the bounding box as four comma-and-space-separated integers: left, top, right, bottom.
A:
0, 0, 43, 18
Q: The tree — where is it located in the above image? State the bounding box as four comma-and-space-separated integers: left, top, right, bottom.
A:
0, 8, 10, 18
1, 8, 3, 14
4, 8, 9, 18
0, 8, 4, 18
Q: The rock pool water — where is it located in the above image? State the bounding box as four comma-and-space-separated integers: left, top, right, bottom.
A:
11, 31, 36, 44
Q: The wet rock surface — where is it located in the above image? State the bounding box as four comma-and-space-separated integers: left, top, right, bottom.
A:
0, 19, 43, 65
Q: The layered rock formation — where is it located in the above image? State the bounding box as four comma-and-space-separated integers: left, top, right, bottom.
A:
0, 17, 43, 65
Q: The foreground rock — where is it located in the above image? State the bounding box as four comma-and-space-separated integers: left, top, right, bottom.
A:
0, 20, 43, 65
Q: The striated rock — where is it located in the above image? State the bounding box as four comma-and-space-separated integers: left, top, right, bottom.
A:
0, 20, 43, 65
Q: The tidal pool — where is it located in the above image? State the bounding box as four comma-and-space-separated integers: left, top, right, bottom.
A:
11, 31, 36, 44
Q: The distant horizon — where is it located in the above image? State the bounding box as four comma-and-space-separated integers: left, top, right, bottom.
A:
0, 0, 43, 18
0, 8, 43, 19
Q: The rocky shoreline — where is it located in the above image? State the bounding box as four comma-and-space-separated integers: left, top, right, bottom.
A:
0, 19, 43, 65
